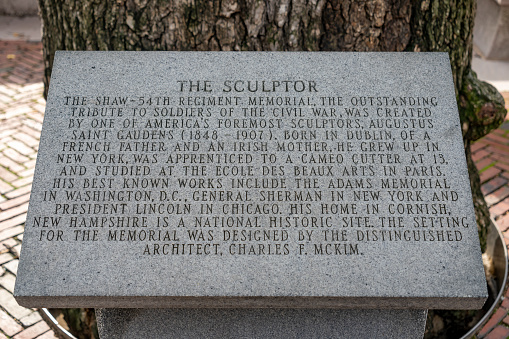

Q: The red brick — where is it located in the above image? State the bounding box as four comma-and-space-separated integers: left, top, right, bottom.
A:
0, 252, 15, 265
3, 148, 29, 163
489, 141, 509, 154
493, 129, 506, 136
36, 331, 58, 339
497, 214, 509, 232
12, 321, 51, 339
473, 149, 491, 162
0, 166, 18, 182
18, 125, 41, 139
0, 193, 30, 211
482, 177, 508, 196
486, 186, 509, 207
480, 167, 502, 183
485, 133, 509, 146
0, 156, 25, 172
11, 176, 33, 188
476, 158, 495, 171
485, 325, 509, 339
503, 315, 509, 325
0, 225, 24, 242
495, 161, 509, 171
0, 308, 23, 336
0, 202, 29, 222
487, 146, 509, 161
18, 167, 34, 177
0, 289, 31, 319
7, 140, 34, 156
1, 238, 18, 250
478, 308, 509, 337
0, 179, 12, 194
5, 184, 32, 199
0, 271, 16, 293
472, 140, 489, 152
26, 112, 44, 124
12, 133, 39, 148
0, 214, 26, 232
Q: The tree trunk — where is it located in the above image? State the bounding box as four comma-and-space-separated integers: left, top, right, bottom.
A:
37, 0, 506, 336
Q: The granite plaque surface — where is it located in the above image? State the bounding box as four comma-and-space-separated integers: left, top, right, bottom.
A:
15, 52, 487, 309
96, 308, 428, 339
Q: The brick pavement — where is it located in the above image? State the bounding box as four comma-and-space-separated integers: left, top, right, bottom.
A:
0, 40, 508, 338
473, 92, 509, 339
0, 41, 57, 338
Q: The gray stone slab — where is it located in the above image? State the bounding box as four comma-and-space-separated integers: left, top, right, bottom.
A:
15, 52, 487, 309
96, 308, 428, 339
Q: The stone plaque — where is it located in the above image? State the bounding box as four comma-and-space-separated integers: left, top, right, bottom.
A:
15, 52, 487, 309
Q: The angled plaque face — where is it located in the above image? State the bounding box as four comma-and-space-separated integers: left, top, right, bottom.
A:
15, 52, 487, 309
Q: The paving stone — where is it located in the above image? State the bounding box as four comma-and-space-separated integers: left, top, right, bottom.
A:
0, 272, 16, 293
3, 148, 29, 163
36, 330, 59, 339
480, 167, 502, 183
0, 194, 30, 211
18, 125, 42, 140
0, 253, 14, 265
7, 140, 34, 157
10, 177, 32, 188
496, 214, 509, 232
4, 185, 32, 200
3, 260, 18, 275
473, 149, 491, 162
11, 244, 21, 258
0, 215, 27, 233
0, 203, 29, 222
0, 180, 11, 195
472, 141, 489, 152
0, 156, 24, 173
0, 167, 18, 183
486, 185, 509, 206
12, 321, 51, 339
0, 289, 32, 319
18, 311, 42, 327
0, 238, 18, 251
490, 199, 509, 217
0, 308, 23, 336
478, 308, 509, 337
485, 325, 509, 339
17, 168, 34, 178
12, 133, 39, 148
494, 161, 509, 171
481, 176, 508, 196
485, 133, 509, 146
477, 157, 495, 171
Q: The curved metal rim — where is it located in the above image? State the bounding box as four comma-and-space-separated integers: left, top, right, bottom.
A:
39, 308, 77, 339
461, 219, 508, 339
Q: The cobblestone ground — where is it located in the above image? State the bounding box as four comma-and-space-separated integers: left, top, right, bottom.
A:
0, 40, 509, 338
